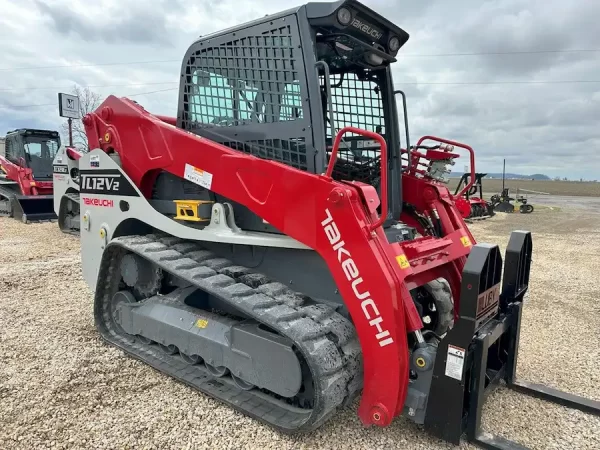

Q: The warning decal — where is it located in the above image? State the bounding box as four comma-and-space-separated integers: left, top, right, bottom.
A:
184, 163, 213, 190
445, 344, 465, 381
396, 254, 410, 269
196, 319, 208, 329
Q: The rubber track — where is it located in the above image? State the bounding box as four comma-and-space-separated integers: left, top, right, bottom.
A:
94, 232, 363, 433
0, 185, 16, 217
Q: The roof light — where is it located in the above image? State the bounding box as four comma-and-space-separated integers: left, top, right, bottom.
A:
337, 7, 352, 26
389, 36, 401, 52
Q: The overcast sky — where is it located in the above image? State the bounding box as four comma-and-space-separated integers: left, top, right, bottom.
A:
1, 0, 599, 179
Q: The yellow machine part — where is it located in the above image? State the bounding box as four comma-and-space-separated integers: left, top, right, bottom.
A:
173, 199, 213, 222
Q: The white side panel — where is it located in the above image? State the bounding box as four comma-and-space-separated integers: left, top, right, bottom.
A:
78, 150, 311, 291
52, 147, 80, 215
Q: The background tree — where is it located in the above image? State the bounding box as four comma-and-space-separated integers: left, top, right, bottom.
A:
60, 85, 102, 152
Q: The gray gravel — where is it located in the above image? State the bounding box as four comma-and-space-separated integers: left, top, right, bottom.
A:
1, 210, 599, 450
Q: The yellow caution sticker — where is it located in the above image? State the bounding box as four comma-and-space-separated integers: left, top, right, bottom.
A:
196, 319, 208, 329
396, 254, 410, 269
461, 236, 472, 247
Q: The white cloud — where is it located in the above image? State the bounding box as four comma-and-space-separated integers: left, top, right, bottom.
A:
1, 0, 598, 179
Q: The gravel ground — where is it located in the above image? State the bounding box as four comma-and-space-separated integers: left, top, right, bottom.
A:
1, 207, 599, 450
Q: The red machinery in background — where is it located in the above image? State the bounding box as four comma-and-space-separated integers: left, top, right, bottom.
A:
0, 128, 59, 223
401, 135, 494, 221
453, 172, 496, 220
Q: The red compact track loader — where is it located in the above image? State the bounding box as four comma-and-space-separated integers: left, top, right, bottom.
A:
0, 128, 59, 223
54, 1, 599, 448
453, 172, 495, 220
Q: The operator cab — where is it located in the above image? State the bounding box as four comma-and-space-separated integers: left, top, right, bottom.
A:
4, 129, 60, 181
177, 0, 408, 231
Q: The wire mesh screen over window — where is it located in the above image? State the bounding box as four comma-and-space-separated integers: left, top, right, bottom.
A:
181, 24, 308, 170
321, 72, 385, 186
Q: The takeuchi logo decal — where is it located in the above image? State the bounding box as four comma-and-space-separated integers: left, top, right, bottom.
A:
351, 18, 383, 40
82, 197, 114, 208
321, 208, 393, 347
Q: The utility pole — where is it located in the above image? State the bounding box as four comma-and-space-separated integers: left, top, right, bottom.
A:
68, 118, 73, 147
502, 158, 506, 192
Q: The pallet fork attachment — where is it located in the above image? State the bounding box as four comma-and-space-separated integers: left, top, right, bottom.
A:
424, 231, 600, 449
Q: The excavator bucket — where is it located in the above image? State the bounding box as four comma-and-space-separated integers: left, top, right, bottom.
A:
11, 194, 56, 223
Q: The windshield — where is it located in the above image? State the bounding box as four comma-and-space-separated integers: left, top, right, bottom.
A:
189, 70, 303, 125
23, 136, 60, 160
23, 136, 59, 180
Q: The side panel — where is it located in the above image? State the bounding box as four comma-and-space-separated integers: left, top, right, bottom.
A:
0, 137, 22, 190
52, 147, 80, 215
77, 150, 311, 290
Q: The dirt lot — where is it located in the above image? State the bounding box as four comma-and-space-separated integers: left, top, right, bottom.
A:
450, 178, 600, 197
1, 208, 599, 450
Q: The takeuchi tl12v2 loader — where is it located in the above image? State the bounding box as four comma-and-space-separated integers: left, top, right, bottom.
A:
51, 1, 600, 448
0, 128, 59, 222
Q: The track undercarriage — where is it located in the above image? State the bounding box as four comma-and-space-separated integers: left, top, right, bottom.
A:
98, 231, 456, 433
97, 232, 363, 432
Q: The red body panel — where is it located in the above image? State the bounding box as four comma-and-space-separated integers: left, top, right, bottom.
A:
454, 196, 473, 219
0, 155, 53, 195
83, 96, 481, 428
66, 147, 83, 161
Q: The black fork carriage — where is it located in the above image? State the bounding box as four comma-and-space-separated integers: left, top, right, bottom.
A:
423, 231, 600, 450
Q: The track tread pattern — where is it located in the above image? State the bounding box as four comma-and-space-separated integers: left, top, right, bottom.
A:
94, 232, 363, 433
423, 278, 454, 335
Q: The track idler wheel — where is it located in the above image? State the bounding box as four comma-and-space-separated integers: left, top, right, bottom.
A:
120, 253, 163, 298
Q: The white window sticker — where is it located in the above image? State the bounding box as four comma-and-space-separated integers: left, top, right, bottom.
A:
445, 345, 465, 381
184, 163, 213, 190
